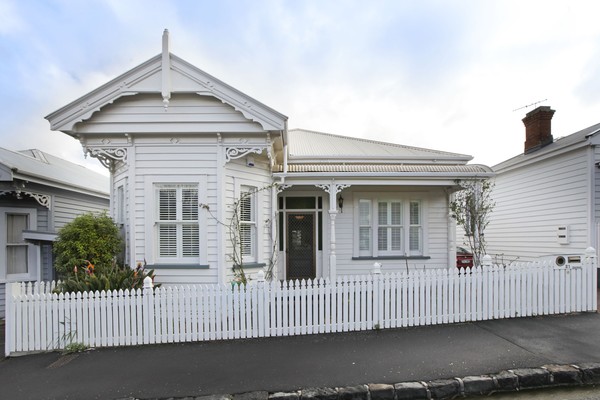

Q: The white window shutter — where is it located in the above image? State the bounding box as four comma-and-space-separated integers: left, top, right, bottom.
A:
409, 201, 422, 253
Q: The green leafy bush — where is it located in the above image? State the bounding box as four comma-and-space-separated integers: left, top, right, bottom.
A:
53, 212, 122, 278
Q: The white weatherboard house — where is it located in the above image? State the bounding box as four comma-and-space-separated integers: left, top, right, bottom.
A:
0, 148, 109, 317
46, 31, 492, 286
485, 106, 600, 263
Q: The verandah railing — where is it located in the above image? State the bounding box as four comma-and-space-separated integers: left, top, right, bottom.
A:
5, 251, 597, 356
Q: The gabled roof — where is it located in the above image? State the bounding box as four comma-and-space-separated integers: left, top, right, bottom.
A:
276, 129, 492, 177
0, 148, 109, 197
46, 47, 287, 134
494, 122, 600, 171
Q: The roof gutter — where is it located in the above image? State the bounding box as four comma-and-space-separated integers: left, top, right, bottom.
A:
273, 171, 495, 179
10, 171, 110, 198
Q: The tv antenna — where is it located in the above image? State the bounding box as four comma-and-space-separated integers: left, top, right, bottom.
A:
512, 99, 547, 112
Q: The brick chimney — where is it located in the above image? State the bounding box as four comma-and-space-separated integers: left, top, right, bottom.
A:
523, 106, 555, 154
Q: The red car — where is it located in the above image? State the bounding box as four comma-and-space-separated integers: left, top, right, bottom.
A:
456, 247, 474, 268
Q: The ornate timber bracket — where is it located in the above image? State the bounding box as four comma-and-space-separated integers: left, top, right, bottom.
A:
85, 147, 128, 171
276, 184, 292, 193
314, 183, 351, 195
222, 133, 275, 166
0, 190, 51, 209
224, 147, 265, 163
315, 182, 351, 213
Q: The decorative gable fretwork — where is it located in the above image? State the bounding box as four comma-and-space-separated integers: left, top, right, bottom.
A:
85, 147, 128, 171
0, 190, 51, 209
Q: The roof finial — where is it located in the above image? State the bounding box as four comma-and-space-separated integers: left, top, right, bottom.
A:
161, 29, 171, 110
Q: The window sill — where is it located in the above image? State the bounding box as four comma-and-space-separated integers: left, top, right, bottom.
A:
146, 264, 210, 270
239, 262, 266, 269
351, 256, 431, 261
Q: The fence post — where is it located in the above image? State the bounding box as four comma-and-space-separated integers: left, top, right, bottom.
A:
585, 247, 597, 311
372, 263, 382, 328
5, 282, 20, 357
143, 277, 154, 344
256, 270, 266, 337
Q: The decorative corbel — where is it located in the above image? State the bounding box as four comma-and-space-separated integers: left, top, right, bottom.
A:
24, 192, 51, 208
85, 147, 128, 171
0, 190, 51, 209
277, 184, 292, 193
224, 147, 265, 163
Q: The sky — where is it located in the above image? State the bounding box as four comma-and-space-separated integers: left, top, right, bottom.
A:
1, 0, 600, 176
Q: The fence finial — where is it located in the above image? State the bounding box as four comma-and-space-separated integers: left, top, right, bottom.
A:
143, 276, 154, 289
482, 255, 493, 267
372, 262, 382, 275
256, 269, 265, 282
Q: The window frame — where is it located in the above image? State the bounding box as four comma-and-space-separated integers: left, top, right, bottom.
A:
0, 207, 38, 282
353, 194, 425, 258
145, 176, 207, 267
116, 184, 125, 225
239, 186, 257, 264
155, 184, 200, 263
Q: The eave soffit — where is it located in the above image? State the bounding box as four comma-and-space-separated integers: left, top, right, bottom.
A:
45, 53, 288, 133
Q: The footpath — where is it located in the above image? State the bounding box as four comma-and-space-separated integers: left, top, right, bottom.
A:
1, 313, 600, 400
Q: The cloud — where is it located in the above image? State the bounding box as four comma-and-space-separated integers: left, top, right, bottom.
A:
0, 0, 26, 34
1, 0, 600, 172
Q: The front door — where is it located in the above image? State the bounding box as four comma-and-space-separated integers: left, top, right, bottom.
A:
286, 213, 315, 280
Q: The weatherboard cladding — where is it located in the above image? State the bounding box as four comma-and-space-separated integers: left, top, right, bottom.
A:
485, 146, 590, 262
77, 93, 267, 135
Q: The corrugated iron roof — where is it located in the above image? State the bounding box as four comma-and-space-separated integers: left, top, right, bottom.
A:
0, 147, 109, 195
287, 129, 472, 162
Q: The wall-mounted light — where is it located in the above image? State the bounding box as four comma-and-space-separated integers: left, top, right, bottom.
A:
246, 156, 255, 167
338, 195, 344, 213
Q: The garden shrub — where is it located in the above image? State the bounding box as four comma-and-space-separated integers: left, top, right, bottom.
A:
53, 212, 159, 293
54, 261, 158, 293
53, 212, 122, 278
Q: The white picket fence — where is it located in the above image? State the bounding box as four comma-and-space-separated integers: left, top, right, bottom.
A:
5, 253, 598, 356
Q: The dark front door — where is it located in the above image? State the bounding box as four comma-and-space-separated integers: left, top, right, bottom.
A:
286, 213, 315, 280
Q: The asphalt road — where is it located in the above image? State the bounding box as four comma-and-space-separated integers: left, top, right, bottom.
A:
1, 313, 600, 400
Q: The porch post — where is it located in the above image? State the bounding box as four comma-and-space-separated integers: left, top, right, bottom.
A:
329, 208, 338, 281
316, 181, 350, 281
327, 181, 344, 281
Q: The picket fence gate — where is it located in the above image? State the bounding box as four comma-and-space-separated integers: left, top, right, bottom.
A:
5, 252, 598, 356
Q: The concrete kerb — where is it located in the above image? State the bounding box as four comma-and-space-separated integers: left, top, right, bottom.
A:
118, 363, 600, 400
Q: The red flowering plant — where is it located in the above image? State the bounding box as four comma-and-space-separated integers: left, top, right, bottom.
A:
55, 260, 158, 293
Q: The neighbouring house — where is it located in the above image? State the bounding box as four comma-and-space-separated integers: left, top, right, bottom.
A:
0, 148, 109, 317
484, 105, 600, 264
45, 30, 493, 286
